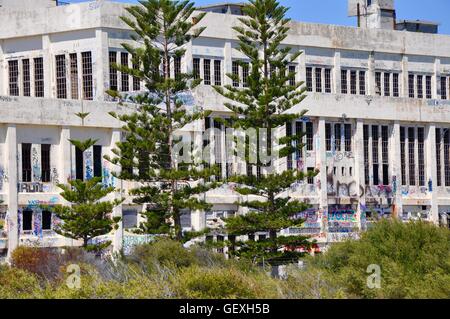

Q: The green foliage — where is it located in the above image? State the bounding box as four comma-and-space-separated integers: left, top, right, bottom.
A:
298, 220, 450, 299
106, 0, 219, 240
214, 0, 313, 265
0, 266, 43, 299
46, 177, 122, 248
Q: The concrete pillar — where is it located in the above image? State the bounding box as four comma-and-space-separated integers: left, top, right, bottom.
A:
6, 124, 18, 260
95, 29, 109, 102
111, 129, 123, 253
426, 124, 439, 224
317, 118, 328, 219
60, 127, 72, 183
434, 58, 441, 100
401, 55, 409, 98
368, 51, 375, 96
334, 51, 341, 94
191, 209, 206, 231
0, 40, 6, 95
42, 35, 52, 98
223, 41, 232, 86
391, 122, 403, 219
355, 119, 365, 229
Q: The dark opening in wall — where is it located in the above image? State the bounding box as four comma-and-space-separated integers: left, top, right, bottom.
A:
22, 143, 32, 183
22, 210, 33, 231
42, 211, 52, 230
41, 144, 51, 183
75, 147, 84, 181
93, 145, 102, 178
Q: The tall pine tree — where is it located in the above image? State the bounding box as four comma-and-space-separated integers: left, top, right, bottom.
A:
106, 0, 219, 240
213, 0, 317, 265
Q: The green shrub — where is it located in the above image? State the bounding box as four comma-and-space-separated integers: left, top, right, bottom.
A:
0, 265, 43, 299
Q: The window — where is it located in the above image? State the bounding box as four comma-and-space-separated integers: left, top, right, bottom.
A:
22, 210, 33, 231
295, 122, 303, 160
306, 67, 313, 92
441, 77, 448, 100
334, 123, 341, 152
384, 73, 390, 97
93, 145, 102, 178
315, 68, 322, 92
436, 128, 442, 187
325, 123, 332, 151
381, 126, 389, 185
324, 68, 331, 93
34, 57, 44, 97
307, 167, 314, 185
174, 56, 181, 80
41, 144, 51, 183
70, 53, 79, 99
350, 70, 357, 95
341, 70, 348, 94
203, 59, 211, 85
408, 74, 415, 98
372, 126, 379, 185
139, 150, 150, 178
400, 127, 406, 185
232, 61, 239, 87
81, 52, 93, 100
444, 129, 450, 186
133, 60, 140, 91
193, 58, 200, 80
375, 72, 382, 96
214, 120, 223, 179
109, 51, 118, 91
121, 52, 129, 92
359, 70, 366, 95
426, 76, 432, 99
363, 125, 370, 185
408, 127, 416, 186
306, 122, 313, 151
393, 73, 399, 97
214, 60, 221, 86
286, 122, 293, 170
22, 59, 31, 97
289, 65, 297, 87
417, 127, 425, 186
8, 60, 19, 96
242, 62, 249, 88
22, 143, 32, 182
344, 124, 352, 152
42, 211, 52, 230
417, 75, 423, 98
75, 146, 84, 181
55, 55, 67, 99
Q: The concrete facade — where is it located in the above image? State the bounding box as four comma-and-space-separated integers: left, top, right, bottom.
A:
0, 0, 450, 256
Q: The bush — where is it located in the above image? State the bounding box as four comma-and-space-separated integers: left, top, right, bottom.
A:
0, 265, 42, 299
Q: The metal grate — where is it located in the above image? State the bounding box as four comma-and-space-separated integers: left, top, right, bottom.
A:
55, 54, 67, 99
8, 60, 19, 96
81, 52, 93, 100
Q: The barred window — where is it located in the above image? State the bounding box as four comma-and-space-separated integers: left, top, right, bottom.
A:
444, 129, 450, 186
286, 122, 293, 170
417, 127, 425, 186
372, 126, 379, 185
55, 54, 67, 99
8, 60, 19, 96
344, 124, 352, 152
393, 73, 399, 97
242, 62, 249, 88
417, 75, 423, 99
133, 60, 140, 91
289, 65, 296, 87
324, 68, 331, 93
34, 57, 44, 98
334, 123, 341, 152
306, 122, 313, 151
441, 77, 448, 100
193, 58, 200, 80
41, 144, 51, 183
436, 128, 442, 187
81, 52, 93, 100
408, 74, 415, 98
350, 70, 357, 95
363, 125, 370, 185
203, 59, 211, 85
359, 70, 366, 95
307, 167, 314, 185
70, 53, 79, 99
22, 59, 31, 97
315, 68, 322, 92
214, 60, 221, 86
306, 67, 313, 92
121, 52, 129, 92
381, 126, 389, 186
400, 127, 406, 185
22, 143, 32, 183
426, 76, 432, 99
375, 72, 382, 96
341, 70, 348, 94
408, 127, 416, 186
325, 123, 332, 151
109, 51, 118, 91
384, 72, 390, 97
174, 56, 181, 81
232, 61, 239, 87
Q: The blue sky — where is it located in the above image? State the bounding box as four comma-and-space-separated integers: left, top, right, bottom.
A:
64, 0, 450, 35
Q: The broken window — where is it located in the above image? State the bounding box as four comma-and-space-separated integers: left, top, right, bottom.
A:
42, 211, 52, 230
375, 72, 382, 96
344, 124, 352, 152
384, 73, 390, 97
22, 210, 33, 231
41, 144, 51, 183
55, 54, 67, 99
325, 123, 332, 151
307, 167, 314, 185
93, 145, 102, 178
8, 60, 19, 96
334, 123, 342, 152
306, 122, 313, 151
372, 126, 379, 185
132, 59, 140, 91
381, 126, 389, 186
75, 146, 84, 181
81, 52, 93, 100
295, 121, 303, 161
444, 129, 450, 186
22, 143, 32, 183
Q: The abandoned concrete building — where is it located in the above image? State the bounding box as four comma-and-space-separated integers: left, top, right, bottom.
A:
1, 0, 450, 257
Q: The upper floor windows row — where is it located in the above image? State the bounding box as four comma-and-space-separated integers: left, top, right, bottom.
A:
342, 69, 366, 95
408, 73, 433, 100
375, 71, 400, 97
440, 76, 450, 100
8, 58, 44, 98
306, 66, 332, 93
109, 51, 142, 93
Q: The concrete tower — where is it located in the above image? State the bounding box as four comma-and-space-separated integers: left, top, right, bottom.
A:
348, 0, 396, 30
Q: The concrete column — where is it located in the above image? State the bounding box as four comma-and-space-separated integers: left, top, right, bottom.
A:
334, 51, 341, 94
0, 40, 6, 95
391, 122, 403, 219
401, 55, 409, 98
223, 41, 232, 86
95, 29, 109, 102
191, 209, 206, 231
111, 129, 123, 254
60, 127, 72, 183
426, 124, 439, 224
317, 118, 327, 211
6, 124, 18, 260
368, 51, 375, 96
355, 119, 365, 229
185, 40, 193, 74
42, 35, 52, 98
434, 58, 441, 99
